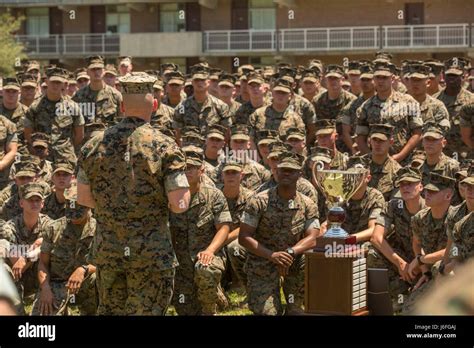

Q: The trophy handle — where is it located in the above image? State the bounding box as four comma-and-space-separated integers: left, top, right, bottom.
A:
311, 161, 325, 195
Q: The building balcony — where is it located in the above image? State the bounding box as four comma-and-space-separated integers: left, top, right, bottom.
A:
203, 23, 473, 55
16, 33, 120, 58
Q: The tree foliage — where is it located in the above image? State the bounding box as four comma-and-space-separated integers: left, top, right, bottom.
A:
0, 11, 26, 77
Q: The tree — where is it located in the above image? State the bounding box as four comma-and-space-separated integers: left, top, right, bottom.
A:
0, 11, 26, 77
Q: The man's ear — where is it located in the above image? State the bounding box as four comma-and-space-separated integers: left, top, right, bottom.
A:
152, 98, 158, 112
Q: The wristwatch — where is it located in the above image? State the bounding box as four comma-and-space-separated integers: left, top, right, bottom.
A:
286, 248, 295, 258
81, 265, 89, 278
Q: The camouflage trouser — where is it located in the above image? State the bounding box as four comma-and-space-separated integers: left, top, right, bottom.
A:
31, 274, 97, 315
367, 246, 411, 314
226, 239, 248, 290
96, 264, 175, 316
3, 261, 39, 315
173, 254, 225, 315
246, 256, 305, 316
401, 261, 441, 315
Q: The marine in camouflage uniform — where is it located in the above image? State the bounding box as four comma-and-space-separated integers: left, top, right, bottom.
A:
170, 148, 232, 315
162, 71, 187, 108
367, 124, 402, 201
256, 145, 318, 204
24, 68, 85, 164
248, 79, 305, 144
368, 167, 426, 312
402, 173, 455, 314
313, 119, 348, 171
233, 72, 268, 125
150, 77, 175, 132
419, 123, 460, 188
73, 55, 123, 141
42, 162, 75, 220
289, 93, 317, 144
0, 77, 28, 154
450, 211, 474, 263
356, 62, 423, 160
435, 58, 474, 159
0, 182, 52, 314
11, 134, 54, 185
312, 65, 357, 153
77, 73, 190, 315
459, 102, 474, 158
32, 197, 97, 316
173, 66, 231, 135
1, 160, 50, 221
0, 115, 18, 190
240, 153, 320, 315
222, 161, 254, 290
212, 125, 272, 191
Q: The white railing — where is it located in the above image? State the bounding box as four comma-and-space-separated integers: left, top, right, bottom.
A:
383, 23, 469, 48
279, 26, 379, 51
16, 34, 120, 56
204, 24, 472, 52
203, 30, 276, 52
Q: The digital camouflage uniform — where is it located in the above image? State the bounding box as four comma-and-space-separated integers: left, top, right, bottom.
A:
290, 94, 317, 131
313, 89, 356, 153
341, 186, 385, 234
31, 216, 97, 315
402, 207, 449, 313
151, 102, 175, 132
213, 159, 271, 192
419, 154, 460, 187
368, 156, 402, 201
445, 201, 471, 261
72, 83, 122, 140
340, 95, 370, 136
451, 211, 474, 262
356, 91, 423, 156
241, 187, 319, 315
435, 88, 474, 159
170, 185, 232, 315
225, 186, 253, 289
233, 100, 267, 125
0, 212, 52, 314
0, 102, 28, 154
0, 116, 18, 190
42, 193, 67, 220
418, 95, 450, 130
248, 105, 305, 145
173, 94, 231, 134
227, 100, 242, 123
256, 176, 318, 204
460, 102, 474, 158
25, 95, 85, 164
78, 113, 189, 315
1, 181, 51, 222
369, 197, 427, 311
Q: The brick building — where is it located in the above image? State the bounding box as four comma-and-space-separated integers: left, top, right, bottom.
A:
2, 0, 474, 71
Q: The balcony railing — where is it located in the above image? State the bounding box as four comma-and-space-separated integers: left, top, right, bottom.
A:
16, 34, 120, 57
279, 26, 380, 51
382, 23, 469, 48
203, 23, 472, 53
203, 30, 276, 52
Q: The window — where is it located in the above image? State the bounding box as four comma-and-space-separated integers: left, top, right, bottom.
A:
26, 8, 49, 35
249, 0, 276, 30
106, 5, 130, 34
160, 3, 186, 32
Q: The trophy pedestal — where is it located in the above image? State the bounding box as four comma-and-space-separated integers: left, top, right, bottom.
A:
304, 250, 369, 316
